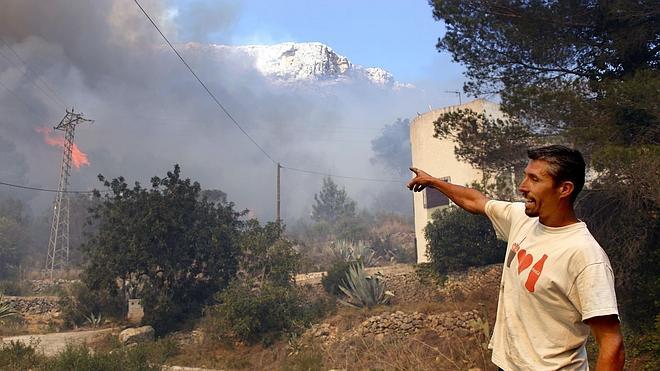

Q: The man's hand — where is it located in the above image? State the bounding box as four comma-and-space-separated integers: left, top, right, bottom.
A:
407, 167, 435, 192
406, 166, 489, 214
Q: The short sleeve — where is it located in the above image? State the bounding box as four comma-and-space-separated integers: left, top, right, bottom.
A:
484, 200, 521, 241
570, 263, 619, 322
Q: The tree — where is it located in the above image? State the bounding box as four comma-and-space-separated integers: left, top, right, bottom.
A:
0, 198, 30, 279
311, 177, 357, 224
370, 118, 411, 176
430, 0, 659, 327
84, 165, 243, 334
433, 108, 534, 197
238, 220, 300, 287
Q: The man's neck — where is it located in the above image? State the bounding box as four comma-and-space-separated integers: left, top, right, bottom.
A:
539, 206, 579, 227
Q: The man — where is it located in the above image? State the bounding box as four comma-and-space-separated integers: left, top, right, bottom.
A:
407, 145, 624, 370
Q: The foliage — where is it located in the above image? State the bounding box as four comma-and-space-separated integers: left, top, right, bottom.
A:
370, 118, 412, 176
0, 340, 44, 371
431, 0, 659, 327
576, 188, 659, 327
238, 220, 300, 287
371, 235, 415, 264
321, 260, 356, 296
58, 282, 124, 329
82, 164, 243, 334
0, 340, 178, 371
208, 280, 330, 345
424, 207, 505, 275
433, 108, 533, 196
330, 240, 378, 267
0, 294, 19, 324
0, 280, 31, 296
338, 261, 393, 308
311, 177, 357, 224
431, 0, 658, 96
83, 312, 102, 328
0, 198, 30, 279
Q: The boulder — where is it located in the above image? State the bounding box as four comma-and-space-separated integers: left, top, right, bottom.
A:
118, 325, 155, 345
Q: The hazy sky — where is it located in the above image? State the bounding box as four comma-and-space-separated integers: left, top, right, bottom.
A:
0, 0, 467, 222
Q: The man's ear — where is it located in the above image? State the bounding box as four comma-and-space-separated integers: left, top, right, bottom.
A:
559, 181, 575, 200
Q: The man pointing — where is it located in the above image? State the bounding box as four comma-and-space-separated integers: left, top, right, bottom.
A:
407, 145, 624, 370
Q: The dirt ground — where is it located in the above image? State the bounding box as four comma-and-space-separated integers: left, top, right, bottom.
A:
1, 328, 117, 356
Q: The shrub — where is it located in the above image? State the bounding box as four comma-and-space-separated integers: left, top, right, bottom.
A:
208, 281, 329, 344
0, 341, 44, 371
424, 207, 505, 275
58, 282, 124, 329
0, 280, 32, 296
338, 262, 393, 308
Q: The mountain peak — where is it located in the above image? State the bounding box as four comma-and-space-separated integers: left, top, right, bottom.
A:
203, 41, 405, 87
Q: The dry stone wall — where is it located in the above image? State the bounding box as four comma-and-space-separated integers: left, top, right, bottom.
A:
305, 309, 482, 345
3, 296, 59, 315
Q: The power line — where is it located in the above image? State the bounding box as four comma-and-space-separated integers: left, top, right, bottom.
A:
132, 0, 410, 185
0, 180, 108, 194
133, 0, 276, 164
282, 166, 406, 183
0, 40, 68, 109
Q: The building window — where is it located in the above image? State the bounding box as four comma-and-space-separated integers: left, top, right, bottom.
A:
423, 177, 451, 209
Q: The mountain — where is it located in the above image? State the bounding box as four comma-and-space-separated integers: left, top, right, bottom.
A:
196, 42, 409, 87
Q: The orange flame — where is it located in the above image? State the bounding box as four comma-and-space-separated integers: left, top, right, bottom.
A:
35, 127, 90, 169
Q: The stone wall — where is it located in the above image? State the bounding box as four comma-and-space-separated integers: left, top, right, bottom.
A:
306, 309, 483, 344
3, 296, 60, 315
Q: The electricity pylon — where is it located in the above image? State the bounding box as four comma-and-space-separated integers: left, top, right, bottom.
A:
46, 109, 93, 279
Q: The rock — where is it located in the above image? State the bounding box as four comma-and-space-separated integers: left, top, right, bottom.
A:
118, 326, 155, 345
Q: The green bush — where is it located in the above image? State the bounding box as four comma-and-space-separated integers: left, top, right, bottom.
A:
208, 281, 329, 344
321, 260, 356, 296
424, 207, 505, 275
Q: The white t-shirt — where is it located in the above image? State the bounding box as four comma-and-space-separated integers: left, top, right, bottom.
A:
485, 200, 619, 371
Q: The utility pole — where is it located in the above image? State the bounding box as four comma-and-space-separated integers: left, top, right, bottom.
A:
445, 90, 462, 105
46, 109, 93, 279
276, 163, 281, 223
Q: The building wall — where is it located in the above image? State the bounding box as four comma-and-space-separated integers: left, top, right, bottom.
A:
410, 99, 503, 263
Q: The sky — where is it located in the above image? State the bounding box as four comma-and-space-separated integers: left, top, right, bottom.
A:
0, 0, 467, 223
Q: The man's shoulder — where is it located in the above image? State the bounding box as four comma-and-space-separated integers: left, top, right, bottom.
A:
485, 200, 526, 217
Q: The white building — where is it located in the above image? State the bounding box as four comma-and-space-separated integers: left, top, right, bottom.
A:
410, 98, 504, 263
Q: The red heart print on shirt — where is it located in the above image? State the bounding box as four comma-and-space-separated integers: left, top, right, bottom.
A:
517, 249, 533, 273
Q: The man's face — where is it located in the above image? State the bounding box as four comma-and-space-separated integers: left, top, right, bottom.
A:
518, 159, 562, 218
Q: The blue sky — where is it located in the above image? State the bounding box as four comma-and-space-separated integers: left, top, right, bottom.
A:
171, 0, 465, 85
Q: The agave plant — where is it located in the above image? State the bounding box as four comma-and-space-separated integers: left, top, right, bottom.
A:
330, 240, 354, 262
349, 241, 379, 267
0, 294, 20, 324
84, 312, 103, 328
331, 240, 380, 267
338, 262, 393, 308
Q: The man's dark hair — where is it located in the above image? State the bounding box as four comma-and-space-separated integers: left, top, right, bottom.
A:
527, 145, 586, 203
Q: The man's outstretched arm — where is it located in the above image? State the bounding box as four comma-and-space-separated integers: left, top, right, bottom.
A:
407, 167, 489, 215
